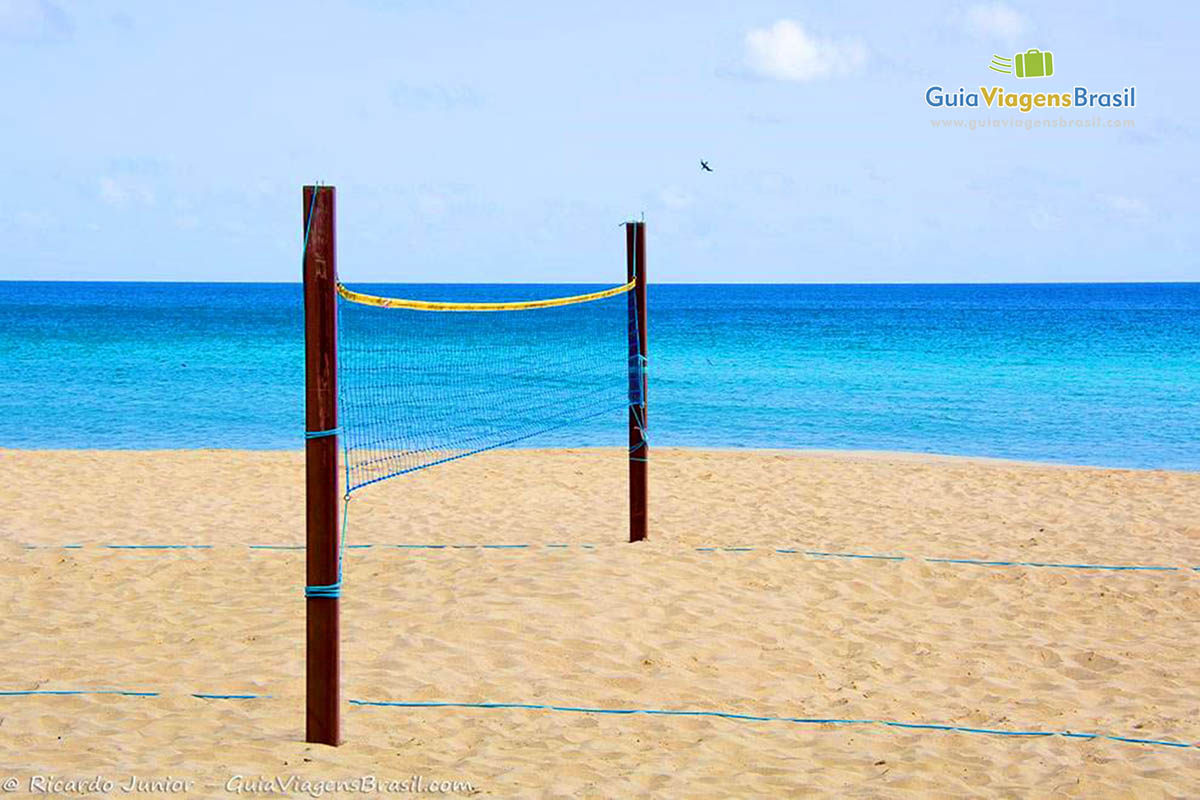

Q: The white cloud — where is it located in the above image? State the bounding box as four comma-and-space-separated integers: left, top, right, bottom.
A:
13, 210, 52, 230
744, 20, 867, 82
1029, 207, 1063, 231
964, 3, 1028, 43
1105, 195, 1150, 216
415, 191, 449, 218
99, 177, 128, 207
390, 82, 482, 111
99, 176, 155, 208
0, 0, 70, 42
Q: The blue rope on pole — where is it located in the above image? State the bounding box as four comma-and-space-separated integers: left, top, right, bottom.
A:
304, 427, 341, 439
305, 494, 350, 599
301, 182, 320, 269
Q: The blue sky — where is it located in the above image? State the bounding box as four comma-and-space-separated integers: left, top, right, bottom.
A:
1, 1, 1196, 282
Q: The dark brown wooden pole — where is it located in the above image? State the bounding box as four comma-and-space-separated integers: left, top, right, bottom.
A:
627, 221, 648, 543
303, 185, 341, 746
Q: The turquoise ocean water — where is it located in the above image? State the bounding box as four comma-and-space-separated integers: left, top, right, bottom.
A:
1, 282, 1198, 470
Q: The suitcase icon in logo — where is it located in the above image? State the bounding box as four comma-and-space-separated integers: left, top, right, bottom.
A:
1014, 49, 1053, 78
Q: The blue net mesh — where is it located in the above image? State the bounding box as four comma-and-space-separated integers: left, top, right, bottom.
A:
337, 285, 639, 495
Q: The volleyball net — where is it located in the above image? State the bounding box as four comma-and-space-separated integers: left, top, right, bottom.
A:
335, 277, 644, 495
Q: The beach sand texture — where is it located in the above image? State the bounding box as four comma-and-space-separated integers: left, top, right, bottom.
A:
0, 448, 1197, 798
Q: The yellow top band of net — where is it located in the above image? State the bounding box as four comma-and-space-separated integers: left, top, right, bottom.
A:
335, 278, 636, 311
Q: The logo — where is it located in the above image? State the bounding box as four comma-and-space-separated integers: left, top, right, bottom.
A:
924, 47, 1134, 114
990, 49, 1054, 78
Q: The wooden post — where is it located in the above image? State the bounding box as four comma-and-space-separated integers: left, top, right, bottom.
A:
627, 221, 648, 542
303, 185, 341, 746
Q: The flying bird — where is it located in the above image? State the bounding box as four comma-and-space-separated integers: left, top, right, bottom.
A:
700, 160, 713, 172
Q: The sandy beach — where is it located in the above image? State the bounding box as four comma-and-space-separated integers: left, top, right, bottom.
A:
0, 447, 1197, 797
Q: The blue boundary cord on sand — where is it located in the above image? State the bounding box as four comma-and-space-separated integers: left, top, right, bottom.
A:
1, 690, 1192, 750
0, 690, 160, 697
288, 543, 1195, 572
716, 548, 1184, 571
24, 544, 214, 551
24, 543, 1200, 572
348, 699, 1199, 752
105, 544, 213, 550
0, 690, 268, 699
